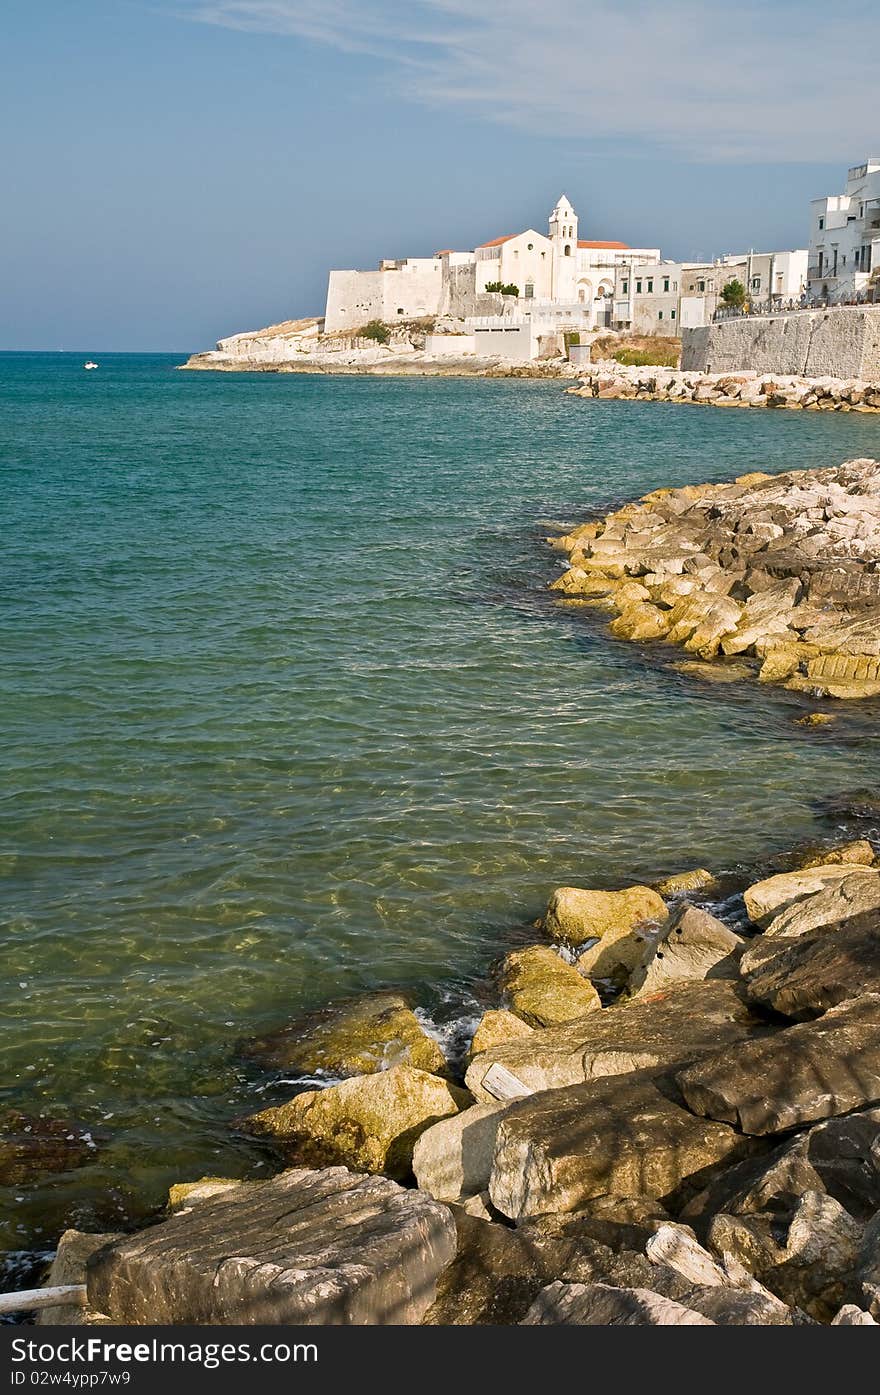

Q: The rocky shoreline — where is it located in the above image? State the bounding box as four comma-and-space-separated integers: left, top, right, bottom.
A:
11, 458, 880, 1328
549, 457, 880, 700
181, 350, 578, 379
568, 362, 880, 411
21, 821, 880, 1327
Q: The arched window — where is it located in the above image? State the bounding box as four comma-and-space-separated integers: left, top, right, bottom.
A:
564, 244, 571, 257
524, 282, 534, 299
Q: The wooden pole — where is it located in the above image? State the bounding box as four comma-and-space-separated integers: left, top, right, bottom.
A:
0, 1284, 87, 1316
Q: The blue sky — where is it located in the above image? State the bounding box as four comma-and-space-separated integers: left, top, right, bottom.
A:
2, 0, 876, 350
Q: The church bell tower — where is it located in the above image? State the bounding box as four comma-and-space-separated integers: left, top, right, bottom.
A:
549, 194, 578, 301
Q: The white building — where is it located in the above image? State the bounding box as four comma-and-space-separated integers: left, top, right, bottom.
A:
324, 195, 660, 334
615, 250, 808, 335
469, 301, 596, 362
808, 159, 880, 303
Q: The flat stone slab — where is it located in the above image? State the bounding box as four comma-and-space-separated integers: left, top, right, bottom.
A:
521, 1281, 715, 1325
87, 1166, 457, 1325
677, 994, 880, 1134
488, 1074, 747, 1221
743, 911, 880, 1019
465, 980, 767, 1101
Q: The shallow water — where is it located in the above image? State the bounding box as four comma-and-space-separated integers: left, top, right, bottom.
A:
2, 353, 880, 1253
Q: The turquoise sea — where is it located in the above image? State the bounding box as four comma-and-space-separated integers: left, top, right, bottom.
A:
3, 352, 880, 1260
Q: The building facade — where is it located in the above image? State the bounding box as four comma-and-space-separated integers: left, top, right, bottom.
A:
807, 159, 880, 303
324, 196, 659, 333
614, 250, 808, 335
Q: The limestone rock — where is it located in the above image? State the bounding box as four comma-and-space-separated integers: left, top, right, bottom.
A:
239, 1065, 470, 1179
499, 945, 601, 1027
742, 912, 880, 1019
468, 1009, 533, 1059
678, 1286, 799, 1325
688, 1107, 880, 1224
167, 1177, 243, 1212
832, 1304, 877, 1324
35, 1231, 118, 1326
795, 839, 875, 870
421, 1211, 555, 1325
760, 869, 880, 940
87, 1166, 457, 1325
653, 868, 718, 897
412, 1101, 509, 1202
240, 992, 447, 1078
488, 1074, 748, 1221
521, 1281, 715, 1325
465, 980, 767, 1102
0, 1109, 96, 1186
543, 886, 667, 972
742, 864, 877, 928
628, 904, 744, 998
676, 994, 880, 1135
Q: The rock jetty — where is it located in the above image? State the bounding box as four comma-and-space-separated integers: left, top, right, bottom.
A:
40, 831, 880, 1327
549, 457, 880, 699
568, 362, 880, 411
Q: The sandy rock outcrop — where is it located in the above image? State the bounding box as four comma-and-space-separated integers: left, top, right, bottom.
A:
549, 458, 880, 698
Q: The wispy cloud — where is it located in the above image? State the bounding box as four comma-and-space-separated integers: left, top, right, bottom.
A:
181, 0, 878, 163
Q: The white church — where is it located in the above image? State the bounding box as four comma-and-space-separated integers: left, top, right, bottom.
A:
324, 196, 661, 335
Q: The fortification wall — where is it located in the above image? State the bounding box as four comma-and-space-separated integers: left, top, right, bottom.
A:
682, 306, 880, 378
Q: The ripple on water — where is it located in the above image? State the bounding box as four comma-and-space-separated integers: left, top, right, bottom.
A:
2, 357, 880, 1247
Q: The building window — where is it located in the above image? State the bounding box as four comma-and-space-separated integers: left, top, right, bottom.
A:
663, 277, 670, 292
527, 243, 534, 251
751, 277, 760, 290
564, 245, 571, 256
671, 309, 676, 320
524, 282, 534, 299
697, 280, 705, 292
647, 279, 654, 292
636, 279, 642, 293
622, 280, 629, 294
819, 217, 824, 230
397, 307, 404, 314
658, 310, 663, 320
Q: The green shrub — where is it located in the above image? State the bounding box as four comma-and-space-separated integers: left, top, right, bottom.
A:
612, 345, 680, 368
361, 320, 391, 343
485, 281, 520, 297
720, 279, 746, 309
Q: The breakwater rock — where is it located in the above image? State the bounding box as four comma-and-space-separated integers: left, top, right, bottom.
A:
567, 362, 880, 412
548, 457, 880, 699
49, 834, 880, 1326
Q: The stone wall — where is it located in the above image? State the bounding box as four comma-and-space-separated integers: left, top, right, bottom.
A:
682, 306, 880, 378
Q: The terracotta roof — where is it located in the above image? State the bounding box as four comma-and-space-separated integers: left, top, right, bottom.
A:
478, 234, 515, 248
578, 239, 629, 249
435, 249, 457, 257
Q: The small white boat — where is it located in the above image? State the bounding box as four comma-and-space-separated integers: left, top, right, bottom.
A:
83, 361, 98, 370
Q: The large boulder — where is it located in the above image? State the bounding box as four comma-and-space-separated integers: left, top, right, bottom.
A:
521, 1282, 715, 1325
238, 1066, 470, 1179
498, 946, 601, 1027
465, 980, 768, 1102
240, 992, 447, 1078
742, 864, 878, 930
35, 1230, 119, 1326
628, 905, 744, 998
543, 886, 667, 973
87, 1166, 457, 1325
412, 1101, 509, 1202
467, 1010, 533, 1060
742, 911, 880, 1019
686, 1107, 880, 1225
421, 1211, 558, 1325
488, 1074, 749, 1221
676, 994, 880, 1135
795, 839, 875, 870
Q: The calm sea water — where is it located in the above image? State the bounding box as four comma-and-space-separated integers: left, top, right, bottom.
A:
2, 352, 880, 1256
